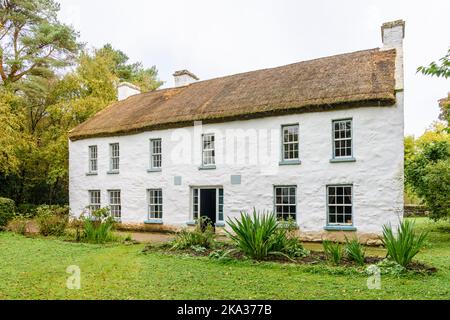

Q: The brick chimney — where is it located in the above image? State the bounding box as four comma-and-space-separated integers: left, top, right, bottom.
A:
173, 70, 199, 87
381, 20, 405, 91
117, 82, 140, 101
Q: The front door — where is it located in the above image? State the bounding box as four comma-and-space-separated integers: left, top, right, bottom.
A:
200, 189, 216, 224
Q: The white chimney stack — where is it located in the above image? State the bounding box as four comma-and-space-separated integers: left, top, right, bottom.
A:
117, 82, 140, 101
381, 20, 405, 91
173, 70, 199, 87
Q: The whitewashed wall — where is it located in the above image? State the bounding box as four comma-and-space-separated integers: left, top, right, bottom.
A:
69, 91, 404, 236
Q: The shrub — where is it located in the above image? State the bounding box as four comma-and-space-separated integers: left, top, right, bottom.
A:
81, 207, 117, 244
323, 240, 344, 265
226, 209, 306, 260
171, 217, 216, 250
0, 197, 15, 228
16, 203, 40, 217
271, 219, 309, 258
345, 237, 366, 266
382, 219, 428, 267
36, 205, 69, 236
226, 210, 279, 260
7, 216, 30, 235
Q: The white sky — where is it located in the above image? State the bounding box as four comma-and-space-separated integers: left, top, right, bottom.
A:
58, 0, 449, 137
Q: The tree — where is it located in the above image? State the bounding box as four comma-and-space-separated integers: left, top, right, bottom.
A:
0, 0, 79, 85
0, 89, 23, 174
97, 44, 163, 92
418, 48, 450, 128
405, 125, 450, 220
417, 47, 450, 79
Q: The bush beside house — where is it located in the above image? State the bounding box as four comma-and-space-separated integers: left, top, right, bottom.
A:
0, 197, 15, 228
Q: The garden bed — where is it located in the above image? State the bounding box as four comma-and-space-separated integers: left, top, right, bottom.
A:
143, 242, 437, 274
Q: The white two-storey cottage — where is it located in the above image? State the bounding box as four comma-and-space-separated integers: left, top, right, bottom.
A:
69, 20, 405, 243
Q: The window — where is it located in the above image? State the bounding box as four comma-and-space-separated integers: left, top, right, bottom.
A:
327, 185, 352, 225
282, 125, 299, 161
88, 146, 98, 173
193, 188, 199, 220
109, 143, 120, 171
218, 188, 224, 222
148, 189, 163, 219
202, 134, 215, 166
108, 190, 121, 219
150, 139, 162, 169
88, 190, 101, 213
274, 186, 297, 220
332, 119, 352, 158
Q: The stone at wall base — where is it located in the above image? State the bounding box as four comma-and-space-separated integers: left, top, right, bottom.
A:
116, 222, 383, 246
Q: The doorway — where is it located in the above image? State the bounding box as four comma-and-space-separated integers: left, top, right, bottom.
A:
192, 187, 224, 225
200, 189, 216, 224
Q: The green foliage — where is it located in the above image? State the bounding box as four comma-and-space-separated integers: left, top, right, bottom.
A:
382, 219, 428, 267
0, 90, 23, 174
36, 205, 68, 236
372, 258, 406, 276
16, 203, 40, 217
344, 237, 366, 266
405, 134, 450, 220
226, 210, 280, 260
78, 207, 117, 244
97, 44, 164, 91
322, 240, 344, 265
0, 0, 80, 85
0, 197, 15, 227
226, 210, 307, 260
417, 47, 450, 79
171, 217, 216, 250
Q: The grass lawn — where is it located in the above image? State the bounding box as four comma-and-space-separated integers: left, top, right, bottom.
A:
0, 217, 448, 300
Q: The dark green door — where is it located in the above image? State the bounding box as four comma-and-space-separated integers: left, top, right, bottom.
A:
200, 189, 216, 224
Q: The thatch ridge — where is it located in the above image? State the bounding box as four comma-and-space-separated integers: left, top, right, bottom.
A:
69, 48, 397, 141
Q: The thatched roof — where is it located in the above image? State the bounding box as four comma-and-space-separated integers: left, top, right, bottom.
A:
69, 48, 397, 141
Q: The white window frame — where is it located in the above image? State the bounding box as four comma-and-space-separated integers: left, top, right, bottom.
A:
88, 190, 101, 214
326, 185, 353, 226
150, 138, 162, 170
191, 187, 224, 222
274, 186, 297, 221
108, 190, 121, 220
332, 119, 353, 159
281, 124, 299, 162
201, 133, 215, 167
148, 189, 163, 220
88, 145, 98, 173
109, 143, 120, 172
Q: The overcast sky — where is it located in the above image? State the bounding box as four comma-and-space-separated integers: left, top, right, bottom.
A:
58, 0, 449, 136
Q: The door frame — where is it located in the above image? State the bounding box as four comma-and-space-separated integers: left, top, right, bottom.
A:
191, 186, 223, 223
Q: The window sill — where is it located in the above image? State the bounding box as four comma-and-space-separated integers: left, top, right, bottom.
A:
198, 165, 216, 170
186, 220, 197, 226
147, 168, 162, 173
215, 222, 225, 227
279, 160, 302, 166
107, 170, 120, 175
144, 219, 163, 225
85, 172, 98, 176
324, 225, 357, 231
330, 157, 356, 163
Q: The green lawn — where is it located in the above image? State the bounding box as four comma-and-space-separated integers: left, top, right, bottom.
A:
0, 217, 449, 300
